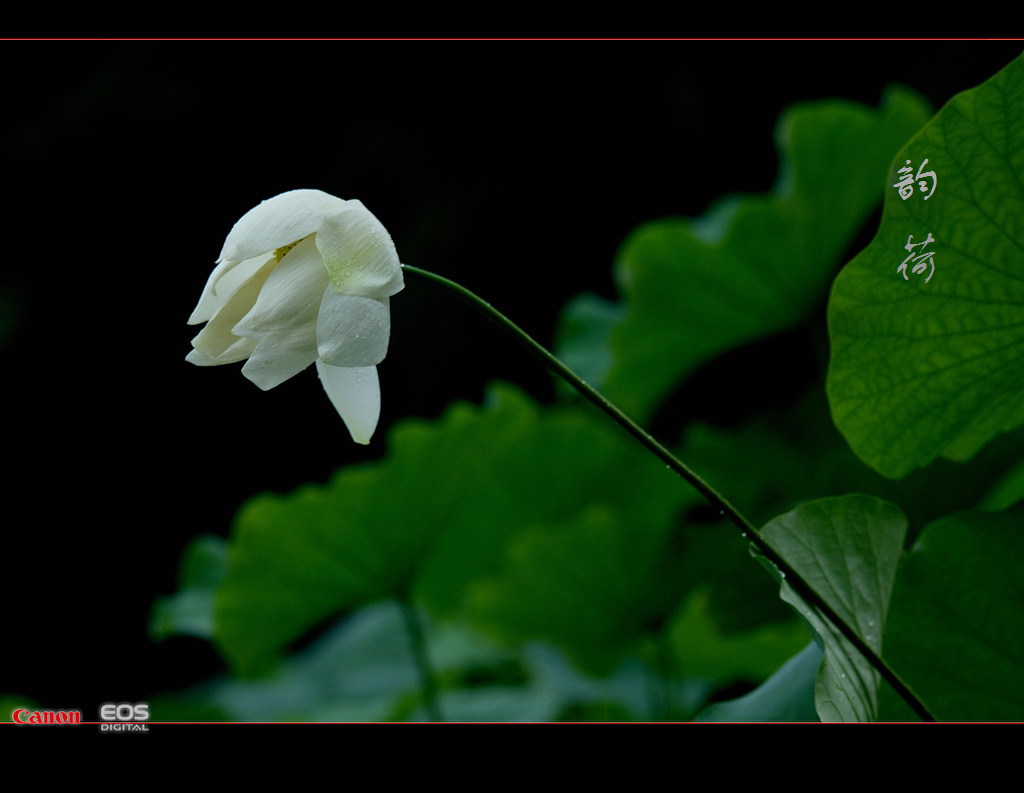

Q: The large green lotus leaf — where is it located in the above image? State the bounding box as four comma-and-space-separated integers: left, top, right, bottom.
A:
828, 55, 1024, 479
557, 88, 931, 424
879, 505, 1024, 721
758, 495, 907, 722
215, 384, 694, 677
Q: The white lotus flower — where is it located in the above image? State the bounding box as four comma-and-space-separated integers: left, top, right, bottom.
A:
186, 189, 404, 444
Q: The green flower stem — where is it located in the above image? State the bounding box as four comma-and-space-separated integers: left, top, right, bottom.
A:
399, 598, 443, 722
401, 263, 937, 723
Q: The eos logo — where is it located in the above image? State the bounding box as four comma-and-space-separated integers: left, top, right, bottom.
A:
99, 702, 150, 732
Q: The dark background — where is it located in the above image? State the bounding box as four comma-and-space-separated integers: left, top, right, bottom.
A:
3, 42, 1021, 714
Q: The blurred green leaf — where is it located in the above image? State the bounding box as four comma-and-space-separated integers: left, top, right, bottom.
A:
215, 384, 695, 677
683, 386, 1024, 540
558, 87, 932, 424
150, 535, 229, 641
468, 510, 805, 686
156, 599, 714, 722
215, 384, 536, 676
467, 504, 689, 677
880, 505, 1024, 721
554, 293, 626, 398
697, 640, 822, 722
416, 398, 695, 621
978, 458, 1024, 511
667, 589, 810, 684
158, 601, 559, 722
828, 54, 1024, 479
672, 516, 796, 633
757, 494, 907, 721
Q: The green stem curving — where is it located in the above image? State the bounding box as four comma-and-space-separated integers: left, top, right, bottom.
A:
401, 262, 937, 722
